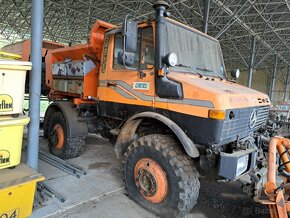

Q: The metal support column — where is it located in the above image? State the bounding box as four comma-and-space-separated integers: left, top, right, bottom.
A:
284, 66, 290, 101
203, 0, 211, 34
248, 35, 256, 88
27, 0, 44, 170
269, 54, 278, 101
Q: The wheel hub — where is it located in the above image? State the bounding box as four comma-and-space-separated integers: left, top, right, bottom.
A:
134, 158, 168, 203
51, 124, 64, 149
135, 169, 157, 197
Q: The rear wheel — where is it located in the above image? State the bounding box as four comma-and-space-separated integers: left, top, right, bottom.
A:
123, 134, 200, 217
47, 111, 84, 159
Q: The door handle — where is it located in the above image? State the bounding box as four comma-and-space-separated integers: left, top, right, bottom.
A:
107, 81, 117, 86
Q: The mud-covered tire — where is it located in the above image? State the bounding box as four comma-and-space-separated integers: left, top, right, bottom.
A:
122, 134, 200, 217
47, 111, 85, 159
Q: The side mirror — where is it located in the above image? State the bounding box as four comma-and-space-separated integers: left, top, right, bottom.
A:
122, 16, 138, 52
231, 69, 240, 80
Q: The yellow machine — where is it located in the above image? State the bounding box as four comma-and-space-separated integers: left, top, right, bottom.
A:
0, 115, 30, 169
0, 60, 31, 116
0, 164, 44, 218
0, 52, 42, 218
0, 51, 21, 60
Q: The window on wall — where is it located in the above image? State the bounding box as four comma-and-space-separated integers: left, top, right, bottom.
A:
113, 27, 154, 70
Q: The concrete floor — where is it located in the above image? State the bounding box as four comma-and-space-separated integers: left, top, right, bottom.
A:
23, 136, 155, 218
21, 135, 269, 218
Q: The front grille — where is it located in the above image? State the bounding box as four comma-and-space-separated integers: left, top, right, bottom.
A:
220, 106, 269, 143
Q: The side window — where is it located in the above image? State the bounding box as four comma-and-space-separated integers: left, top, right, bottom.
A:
140, 27, 154, 69
113, 33, 123, 69
113, 27, 154, 70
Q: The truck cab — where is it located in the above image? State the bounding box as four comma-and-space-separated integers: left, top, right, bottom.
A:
101, 14, 270, 146
43, 1, 270, 217
97, 3, 270, 179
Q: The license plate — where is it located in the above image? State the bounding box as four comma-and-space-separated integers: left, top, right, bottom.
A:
0, 208, 19, 218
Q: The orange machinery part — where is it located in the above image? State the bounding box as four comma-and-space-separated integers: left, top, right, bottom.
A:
134, 158, 168, 204
264, 137, 290, 218
267, 137, 290, 185
46, 20, 115, 102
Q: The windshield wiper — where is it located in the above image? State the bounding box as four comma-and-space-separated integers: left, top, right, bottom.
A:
196, 72, 203, 78
174, 64, 203, 78
195, 67, 224, 80
196, 67, 213, 72
175, 63, 191, 68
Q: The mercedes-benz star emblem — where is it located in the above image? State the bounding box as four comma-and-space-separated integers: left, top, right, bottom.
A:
249, 109, 258, 129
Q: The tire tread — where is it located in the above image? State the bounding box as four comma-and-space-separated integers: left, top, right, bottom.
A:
123, 134, 200, 217
48, 111, 85, 159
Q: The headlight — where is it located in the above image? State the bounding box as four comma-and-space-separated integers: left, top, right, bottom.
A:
163, 52, 178, 67
219, 149, 255, 180
231, 68, 240, 79
236, 155, 249, 177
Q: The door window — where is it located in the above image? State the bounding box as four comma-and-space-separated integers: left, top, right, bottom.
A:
113, 27, 154, 70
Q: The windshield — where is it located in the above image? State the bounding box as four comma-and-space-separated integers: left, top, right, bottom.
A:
164, 20, 225, 78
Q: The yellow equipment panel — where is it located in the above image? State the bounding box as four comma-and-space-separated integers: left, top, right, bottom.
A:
0, 115, 30, 169
0, 51, 22, 60
0, 164, 44, 218
0, 60, 32, 115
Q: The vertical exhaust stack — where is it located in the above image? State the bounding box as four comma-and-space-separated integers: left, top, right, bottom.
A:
153, 1, 182, 99
153, 0, 169, 71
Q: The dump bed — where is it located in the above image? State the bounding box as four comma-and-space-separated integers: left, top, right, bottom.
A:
46, 20, 115, 100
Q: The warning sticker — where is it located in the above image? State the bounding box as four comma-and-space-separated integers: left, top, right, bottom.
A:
0, 95, 13, 112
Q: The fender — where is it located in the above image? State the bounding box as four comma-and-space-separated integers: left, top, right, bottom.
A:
114, 111, 200, 158
43, 101, 88, 138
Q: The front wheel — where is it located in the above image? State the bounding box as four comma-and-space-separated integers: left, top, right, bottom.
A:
122, 134, 200, 217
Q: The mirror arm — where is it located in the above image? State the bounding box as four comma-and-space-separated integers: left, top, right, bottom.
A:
122, 15, 128, 55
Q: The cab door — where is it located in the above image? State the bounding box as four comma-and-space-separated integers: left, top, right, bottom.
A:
99, 26, 155, 119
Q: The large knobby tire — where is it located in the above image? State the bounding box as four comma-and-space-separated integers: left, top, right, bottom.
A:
47, 111, 85, 159
123, 134, 200, 217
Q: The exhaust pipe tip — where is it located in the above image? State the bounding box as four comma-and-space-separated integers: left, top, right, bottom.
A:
153, 0, 169, 9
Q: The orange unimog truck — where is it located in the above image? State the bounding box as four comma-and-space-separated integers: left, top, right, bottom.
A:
41, 1, 270, 216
